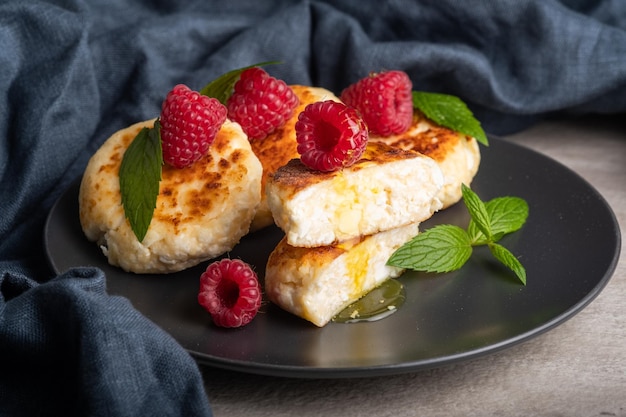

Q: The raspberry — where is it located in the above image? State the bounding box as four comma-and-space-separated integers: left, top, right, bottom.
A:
226, 67, 299, 141
340, 70, 413, 137
198, 258, 262, 328
295, 100, 368, 172
160, 84, 227, 168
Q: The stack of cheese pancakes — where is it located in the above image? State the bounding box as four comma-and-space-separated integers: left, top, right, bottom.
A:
79, 84, 480, 326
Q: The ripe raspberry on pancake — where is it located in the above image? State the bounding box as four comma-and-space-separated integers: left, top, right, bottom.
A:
227, 67, 299, 141
340, 70, 413, 137
160, 84, 227, 168
295, 100, 368, 172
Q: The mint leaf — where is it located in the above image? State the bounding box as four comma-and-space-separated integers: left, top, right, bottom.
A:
389, 185, 528, 285
119, 120, 163, 242
462, 184, 492, 240
487, 196, 529, 234
488, 243, 527, 285
469, 196, 529, 244
412, 91, 488, 146
387, 224, 472, 273
199, 61, 280, 104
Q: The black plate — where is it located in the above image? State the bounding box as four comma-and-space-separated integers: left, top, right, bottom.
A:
44, 138, 621, 378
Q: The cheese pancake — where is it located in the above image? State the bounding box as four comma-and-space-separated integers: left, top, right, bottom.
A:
370, 111, 480, 209
249, 85, 341, 231
265, 222, 419, 327
79, 118, 262, 274
266, 141, 443, 248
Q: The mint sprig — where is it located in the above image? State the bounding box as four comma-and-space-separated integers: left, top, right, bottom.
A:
388, 184, 528, 284
119, 119, 163, 242
412, 91, 488, 146
468, 196, 528, 245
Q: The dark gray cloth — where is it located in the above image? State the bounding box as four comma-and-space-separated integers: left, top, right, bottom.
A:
0, 268, 212, 416
1, 0, 625, 415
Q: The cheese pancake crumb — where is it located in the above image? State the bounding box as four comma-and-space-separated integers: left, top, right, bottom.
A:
266, 141, 443, 247
265, 222, 419, 327
370, 111, 480, 208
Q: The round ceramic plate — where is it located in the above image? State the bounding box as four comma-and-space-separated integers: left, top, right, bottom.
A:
44, 137, 621, 378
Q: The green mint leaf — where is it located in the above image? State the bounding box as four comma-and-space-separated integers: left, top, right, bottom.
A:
488, 243, 527, 285
468, 196, 529, 244
390, 186, 529, 283
387, 224, 472, 273
119, 120, 163, 242
461, 184, 492, 241
412, 91, 488, 146
199, 61, 281, 105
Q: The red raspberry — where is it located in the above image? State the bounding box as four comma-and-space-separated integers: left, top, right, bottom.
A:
160, 84, 227, 168
226, 67, 299, 141
198, 258, 262, 328
295, 100, 368, 172
340, 70, 413, 137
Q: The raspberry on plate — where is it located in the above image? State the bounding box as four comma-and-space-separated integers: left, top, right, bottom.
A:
295, 100, 368, 172
340, 70, 413, 137
227, 67, 299, 141
198, 258, 262, 328
160, 84, 227, 168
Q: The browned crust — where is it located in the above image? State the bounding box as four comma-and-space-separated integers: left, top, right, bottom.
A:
371, 110, 471, 163
268, 235, 366, 269
268, 141, 420, 195
88, 119, 251, 238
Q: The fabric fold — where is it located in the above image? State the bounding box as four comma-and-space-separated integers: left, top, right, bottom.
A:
0, 267, 212, 417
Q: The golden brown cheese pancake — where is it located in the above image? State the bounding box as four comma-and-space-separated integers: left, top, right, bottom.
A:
265, 222, 419, 327
266, 141, 443, 247
249, 85, 341, 231
369, 111, 480, 209
79, 118, 262, 274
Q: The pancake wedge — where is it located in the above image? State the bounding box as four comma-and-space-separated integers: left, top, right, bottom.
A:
265, 222, 419, 327
266, 141, 443, 247
249, 85, 341, 231
79, 118, 262, 274
370, 111, 480, 209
